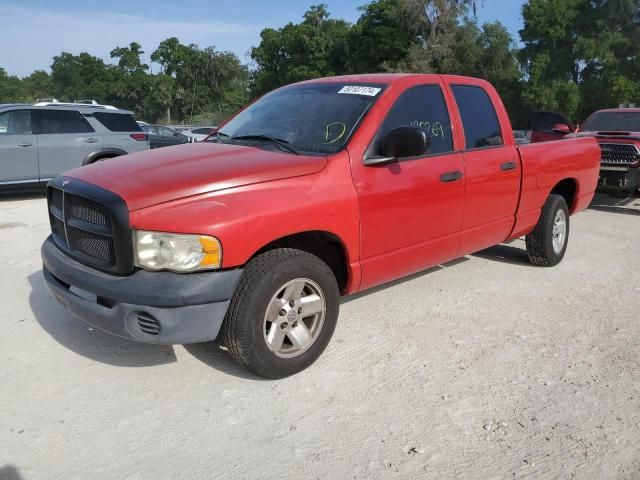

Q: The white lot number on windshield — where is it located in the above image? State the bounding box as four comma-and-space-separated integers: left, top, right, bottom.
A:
338, 86, 382, 97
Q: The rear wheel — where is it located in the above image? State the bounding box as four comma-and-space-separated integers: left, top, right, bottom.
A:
220, 248, 339, 378
91, 155, 117, 163
526, 194, 570, 267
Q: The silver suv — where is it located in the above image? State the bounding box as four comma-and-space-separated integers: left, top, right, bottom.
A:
0, 102, 149, 190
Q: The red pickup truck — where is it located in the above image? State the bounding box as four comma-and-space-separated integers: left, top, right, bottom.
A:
41, 74, 600, 378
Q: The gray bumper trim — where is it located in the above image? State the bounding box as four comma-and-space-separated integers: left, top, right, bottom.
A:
42, 235, 242, 308
41, 235, 244, 345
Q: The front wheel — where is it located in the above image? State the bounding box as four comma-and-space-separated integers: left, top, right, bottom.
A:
220, 248, 339, 378
526, 194, 570, 267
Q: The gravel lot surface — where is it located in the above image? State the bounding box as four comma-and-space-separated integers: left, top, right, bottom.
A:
1, 192, 639, 480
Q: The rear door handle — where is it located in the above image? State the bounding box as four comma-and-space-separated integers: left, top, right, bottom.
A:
18, 142, 34, 147
501, 161, 517, 171
440, 171, 463, 183
84, 138, 99, 144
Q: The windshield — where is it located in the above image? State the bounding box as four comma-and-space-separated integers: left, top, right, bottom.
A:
213, 83, 384, 154
581, 112, 640, 132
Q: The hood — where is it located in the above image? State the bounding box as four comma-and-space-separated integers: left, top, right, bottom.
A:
65, 142, 327, 210
571, 131, 640, 142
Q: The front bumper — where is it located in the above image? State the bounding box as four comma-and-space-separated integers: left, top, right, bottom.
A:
41, 235, 243, 344
598, 166, 640, 192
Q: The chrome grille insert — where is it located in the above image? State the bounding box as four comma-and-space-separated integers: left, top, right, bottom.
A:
600, 143, 640, 165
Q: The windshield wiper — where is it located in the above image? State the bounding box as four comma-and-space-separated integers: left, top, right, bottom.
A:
208, 131, 230, 143
231, 134, 300, 155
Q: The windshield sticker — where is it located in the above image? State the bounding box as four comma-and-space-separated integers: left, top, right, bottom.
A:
323, 122, 347, 144
338, 86, 382, 97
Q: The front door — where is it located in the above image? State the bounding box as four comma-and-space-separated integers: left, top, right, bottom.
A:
0, 109, 38, 184
350, 84, 466, 290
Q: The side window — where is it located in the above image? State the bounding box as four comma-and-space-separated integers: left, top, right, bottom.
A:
93, 113, 142, 132
0, 110, 32, 134
159, 127, 176, 137
531, 112, 569, 133
372, 85, 453, 157
451, 85, 503, 149
34, 110, 94, 134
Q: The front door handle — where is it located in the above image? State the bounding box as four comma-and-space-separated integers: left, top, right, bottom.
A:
501, 161, 517, 171
440, 171, 463, 183
18, 142, 34, 147
84, 138, 99, 144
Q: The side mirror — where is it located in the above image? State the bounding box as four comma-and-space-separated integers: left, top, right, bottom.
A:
552, 123, 571, 134
365, 127, 430, 166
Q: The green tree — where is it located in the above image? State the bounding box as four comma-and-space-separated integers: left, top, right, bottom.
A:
0, 68, 26, 102
21, 70, 54, 101
347, 0, 417, 72
250, 4, 351, 95
519, 0, 640, 121
50, 52, 118, 102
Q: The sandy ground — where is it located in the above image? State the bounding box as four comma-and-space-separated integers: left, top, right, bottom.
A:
0, 192, 639, 480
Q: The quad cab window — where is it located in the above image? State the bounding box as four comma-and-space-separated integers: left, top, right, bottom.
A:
368, 85, 453, 159
452, 85, 503, 149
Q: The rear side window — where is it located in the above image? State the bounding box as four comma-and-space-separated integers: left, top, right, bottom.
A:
34, 110, 94, 134
372, 85, 453, 156
0, 110, 31, 134
192, 127, 213, 135
452, 85, 503, 149
159, 126, 177, 136
93, 112, 142, 132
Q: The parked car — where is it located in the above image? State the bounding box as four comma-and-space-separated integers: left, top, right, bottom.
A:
572, 108, 640, 194
181, 126, 216, 142
140, 124, 193, 149
0, 102, 148, 191
529, 111, 574, 143
41, 74, 600, 378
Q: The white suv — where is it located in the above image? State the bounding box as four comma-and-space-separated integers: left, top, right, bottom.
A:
0, 102, 149, 190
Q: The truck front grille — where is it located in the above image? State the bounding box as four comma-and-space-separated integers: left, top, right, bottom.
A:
600, 143, 640, 165
47, 178, 133, 275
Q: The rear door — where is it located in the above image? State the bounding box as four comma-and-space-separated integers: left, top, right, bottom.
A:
449, 83, 520, 255
351, 83, 466, 290
0, 109, 38, 184
33, 109, 100, 179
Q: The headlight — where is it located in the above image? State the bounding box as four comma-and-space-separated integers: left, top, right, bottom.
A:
133, 230, 221, 272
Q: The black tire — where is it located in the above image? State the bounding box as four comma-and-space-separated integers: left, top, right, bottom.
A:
220, 248, 339, 378
526, 194, 570, 267
92, 155, 116, 163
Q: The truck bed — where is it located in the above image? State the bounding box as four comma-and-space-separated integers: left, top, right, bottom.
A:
509, 137, 601, 239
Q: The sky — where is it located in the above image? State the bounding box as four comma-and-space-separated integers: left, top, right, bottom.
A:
0, 0, 527, 78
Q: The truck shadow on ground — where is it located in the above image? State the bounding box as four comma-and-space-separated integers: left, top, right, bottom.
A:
471, 242, 533, 266
588, 192, 640, 216
28, 271, 265, 379
28, 271, 178, 368
0, 465, 23, 480
0, 190, 46, 202
183, 342, 268, 380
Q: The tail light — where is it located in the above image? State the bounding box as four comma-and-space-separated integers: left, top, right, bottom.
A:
130, 133, 148, 141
